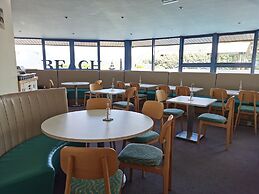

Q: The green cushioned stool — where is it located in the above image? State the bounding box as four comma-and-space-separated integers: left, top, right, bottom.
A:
128, 130, 159, 143
164, 108, 184, 117
71, 169, 123, 194
118, 143, 163, 166
198, 113, 227, 124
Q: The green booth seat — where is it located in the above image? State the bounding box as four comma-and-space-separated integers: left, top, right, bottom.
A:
67, 88, 89, 100
0, 135, 77, 194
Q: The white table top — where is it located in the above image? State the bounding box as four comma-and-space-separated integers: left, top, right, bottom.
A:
93, 88, 126, 95
41, 110, 154, 143
61, 82, 90, 86
169, 85, 204, 93
226, 90, 239, 96
167, 96, 217, 107
125, 83, 158, 89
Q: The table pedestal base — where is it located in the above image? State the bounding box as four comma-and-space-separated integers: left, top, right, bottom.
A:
176, 131, 203, 143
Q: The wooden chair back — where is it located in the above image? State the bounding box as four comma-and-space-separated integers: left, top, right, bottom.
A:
176, 86, 190, 96
156, 90, 167, 102
116, 81, 125, 89
156, 85, 170, 96
61, 147, 119, 194
210, 88, 228, 100
95, 80, 103, 86
130, 82, 140, 91
125, 87, 136, 99
238, 90, 257, 104
49, 79, 55, 88
86, 98, 111, 110
90, 83, 103, 91
142, 100, 164, 120
225, 96, 235, 126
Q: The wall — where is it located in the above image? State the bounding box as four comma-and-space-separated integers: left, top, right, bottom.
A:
0, 0, 17, 95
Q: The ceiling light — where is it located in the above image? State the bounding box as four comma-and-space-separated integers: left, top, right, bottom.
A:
162, 0, 179, 5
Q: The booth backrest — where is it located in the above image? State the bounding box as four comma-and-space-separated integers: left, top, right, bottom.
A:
125, 71, 169, 85
99, 70, 125, 88
0, 88, 68, 157
26, 69, 58, 88
59, 70, 99, 88
169, 72, 217, 96
216, 73, 259, 91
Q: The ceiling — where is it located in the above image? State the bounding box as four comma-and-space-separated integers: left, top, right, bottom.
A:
11, 0, 259, 40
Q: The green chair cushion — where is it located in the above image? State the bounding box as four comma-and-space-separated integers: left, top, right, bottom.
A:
198, 113, 227, 124
240, 105, 259, 113
211, 101, 225, 108
112, 101, 134, 108
67, 88, 89, 99
118, 143, 163, 166
164, 108, 184, 117
128, 130, 159, 143
0, 135, 67, 194
71, 169, 123, 194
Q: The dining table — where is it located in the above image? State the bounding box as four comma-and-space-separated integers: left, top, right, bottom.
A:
61, 82, 89, 106
92, 88, 126, 103
41, 109, 154, 145
169, 85, 204, 93
167, 96, 217, 142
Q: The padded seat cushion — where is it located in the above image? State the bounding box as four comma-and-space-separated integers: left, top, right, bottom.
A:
112, 101, 134, 108
71, 169, 123, 194
128, 130, 159, 143
211, 101, 225, 108
240, 105, 259, 113
0, 135, 67, 194
198, 113, 227, 124
164, 108, 184, 117
118, 143, 163, 166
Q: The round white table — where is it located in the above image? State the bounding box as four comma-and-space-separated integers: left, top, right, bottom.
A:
41, 109, 154, 144
61, 82, 89, 106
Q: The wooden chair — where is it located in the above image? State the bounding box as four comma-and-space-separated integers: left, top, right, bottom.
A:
156, 85, 171, 96
156, 89, 184, 129
61, 147, 123, 194
49, 79, 55, 88
86, 98, 111, 110
175, 86, 191, 111
95, 79, 103, 86
126, 100, 164, 147
209, 88, 228, 116
130, 82, 147, 111
116, 81, 126, 101
112, 87, 136, 111
84, 83, 103, 107
119, 115, 175, 194
234, 90, 259, 135
197, 96, 235, 149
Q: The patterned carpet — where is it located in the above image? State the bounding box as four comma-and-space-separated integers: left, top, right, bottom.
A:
55, 106, 259, 194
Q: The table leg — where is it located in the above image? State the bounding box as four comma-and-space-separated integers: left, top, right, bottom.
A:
75, 86, 78, 106
175, 105, 203, 142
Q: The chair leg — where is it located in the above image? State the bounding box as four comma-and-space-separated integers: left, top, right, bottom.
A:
83, 94, 86, 107
254, 113, 257, 135
234, 110, 240, 132
180, 116, 184, 131
226, 126, 231, 150
197, 122, 202, 144
163, 171, 169, 194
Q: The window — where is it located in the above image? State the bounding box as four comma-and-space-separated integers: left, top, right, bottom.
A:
132, 40, 152, 71
182, 67, 211, 73
255, 36, 259, 74
216, 67, 251, 74
217, 33, 254, 63
154, 38, 179, 72
45, 41, 70, 69
100, 41, 124, 70
183, 36, 212, 63
15, 39, 43, 70
74, 42, 98, 70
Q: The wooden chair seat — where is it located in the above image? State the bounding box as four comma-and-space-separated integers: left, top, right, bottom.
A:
70, 169, 123, 194
128, 130, 159, 144
118, 143, 163, 166
198, 113, 227, 124
164, 108, 184, 117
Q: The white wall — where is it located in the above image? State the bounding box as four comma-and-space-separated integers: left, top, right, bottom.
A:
0, 0, 18, 95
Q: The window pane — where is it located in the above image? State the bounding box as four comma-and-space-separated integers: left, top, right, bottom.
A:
183, 37, 212, 63
74, 42, 98, 70
132, 40, 152, 71
100, 41, 124, 70
216, 67, 251, 74
217, 33, 254, 63
255, 39, 259, 74
15, 39, 43, 70
154, 38, 179, 72
45, 41, 70, 69
182, 67, 210, 73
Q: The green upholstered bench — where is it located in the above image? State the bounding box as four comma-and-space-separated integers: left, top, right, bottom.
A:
0, 135, 67, 194
0, 88, 70, 194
